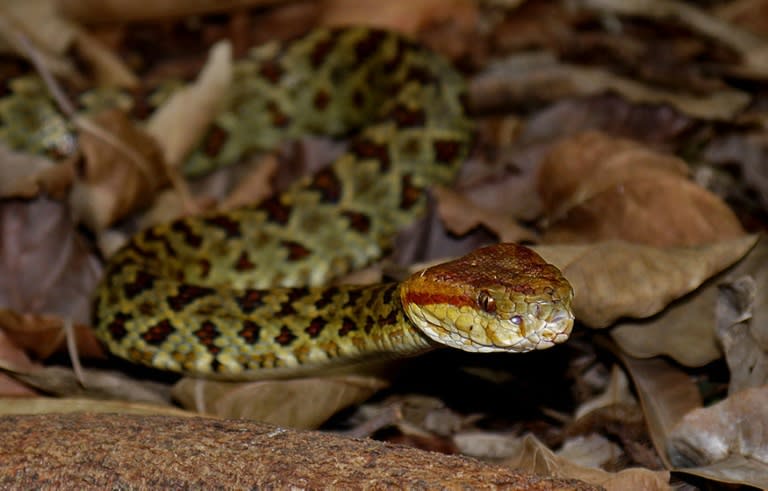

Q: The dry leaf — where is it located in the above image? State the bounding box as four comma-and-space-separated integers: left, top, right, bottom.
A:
470, 53, 749, 120
502, 434, 671, 491
610, 287, 722, 367
69, 109, 168, 229
172, 375, 388, 429
0, 0, 78, 78
533, 236, 757, 328
219, 154, 278, 210
517, 95, 695, 150
454, 431, 527, 459
611, 235, 766, 367
715, 236, 768, 393
538, 131, 689, 223
1, 364, 173, 406
538, 132, 744, 246
0, 199, 103, 359
557, 434, 623, 469
0, 314, 101, 362
573, 365, 637, 420
434, 186, 537, 242
702, 132, 768, 212
320, 0, 476, 36
146, 40, 232, 170
73, 29, 139, 88
0, 397, 194, 418
0, 374, 37, 397
667, 386, 768, 488
716, 0, 768, 37
0, 331, 39, 396
58, 0, 288, 23
716, 276, 763, 394
582, 0, 768, 76
0, 145, 71, 199
619, 355, 702, 470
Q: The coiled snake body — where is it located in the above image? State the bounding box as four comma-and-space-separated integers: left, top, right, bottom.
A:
4, 28, 574, 379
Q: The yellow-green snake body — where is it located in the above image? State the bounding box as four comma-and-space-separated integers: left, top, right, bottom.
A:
1, 28, 574, 380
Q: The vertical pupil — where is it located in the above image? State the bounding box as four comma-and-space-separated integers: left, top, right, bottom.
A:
479, 291, 496, 313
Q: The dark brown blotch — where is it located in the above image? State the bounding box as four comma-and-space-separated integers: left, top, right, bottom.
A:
382, 285, 396, 306
364, 315, 376, 334
405, 65, 434, 84
399, 174, 422, 210
279, 287, 310, 316
315, 286, 340, 309
433, 139, 463, 165
142, 228, 175, 256
236, 289, 264, 313
142, 319, 174, 345
345, 289, 364, 309
124, 271, 156, 299
234, 251, 255, 271
308, 167, 342, 203
287, 287, 311, 303
259, 59, 283, 84
310, 35, 337, 68
338, 317, 357, 336
194, 320, 221, 354
239, 320, 261, 344
261, 195, 292, 225
305, 317, 326, 338
167, 284, 215, 311
383, 38, 407, 72
106, 312, 132, 341
204, 215, 241, 238
278, 302, 296, 316
379, 310, 399, 326
281, 241, 312, 261
171, 220, 203, 247
391, 104, 426, 127
352, 89, 365, 108
341, 210, 371, 234
350, 138, 390, 170
197, 258, 211, 278
274, 326, 297, 346
203, 124, 229, 157
354, 29, 387, 63
313, 89, 330, 110
266, 101, 290, 128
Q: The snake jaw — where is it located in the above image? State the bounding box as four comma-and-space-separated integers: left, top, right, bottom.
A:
401, 243, 575, 353
403, 294, 574, 353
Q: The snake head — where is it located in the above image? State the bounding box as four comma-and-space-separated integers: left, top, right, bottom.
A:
400, 243, 574, 353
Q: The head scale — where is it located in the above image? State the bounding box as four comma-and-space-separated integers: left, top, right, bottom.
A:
400, 243, 574, 353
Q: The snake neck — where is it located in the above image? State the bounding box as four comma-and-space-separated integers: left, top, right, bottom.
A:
95, 270, 435, 380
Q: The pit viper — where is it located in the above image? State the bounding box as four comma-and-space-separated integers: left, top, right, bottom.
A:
1, 27, 574, 379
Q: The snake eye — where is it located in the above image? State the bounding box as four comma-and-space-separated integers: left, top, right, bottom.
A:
478, 290, 496, 313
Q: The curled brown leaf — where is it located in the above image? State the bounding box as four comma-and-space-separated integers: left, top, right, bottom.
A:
0, 199, 103, 361
538, 132, 745, 247
534, 235, 757, 328
69, 109, 168, 230
172, 375, 388, 429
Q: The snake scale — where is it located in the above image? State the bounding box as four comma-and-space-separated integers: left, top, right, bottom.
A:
2, 27, 574, 379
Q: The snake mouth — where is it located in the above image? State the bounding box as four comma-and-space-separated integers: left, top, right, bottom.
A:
405, 301, 575, 354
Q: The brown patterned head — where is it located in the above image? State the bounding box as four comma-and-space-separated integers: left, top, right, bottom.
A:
400, 243, 574, 353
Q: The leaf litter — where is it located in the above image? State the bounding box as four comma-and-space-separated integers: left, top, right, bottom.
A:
1, 0, 768, 488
